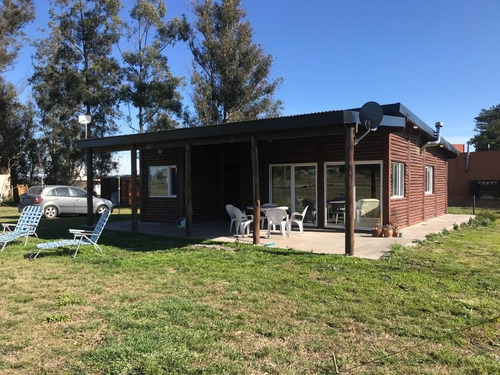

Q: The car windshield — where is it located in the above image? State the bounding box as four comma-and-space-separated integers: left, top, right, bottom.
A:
26, 186, 44, 195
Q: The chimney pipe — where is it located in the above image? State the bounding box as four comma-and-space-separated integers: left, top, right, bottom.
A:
420, 122, 443, 154
466, 141, 471, 172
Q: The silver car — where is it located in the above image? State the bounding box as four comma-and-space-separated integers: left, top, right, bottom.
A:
19, 185, 113, 219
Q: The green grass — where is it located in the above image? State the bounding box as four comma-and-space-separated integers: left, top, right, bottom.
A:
0, 205, 499, 374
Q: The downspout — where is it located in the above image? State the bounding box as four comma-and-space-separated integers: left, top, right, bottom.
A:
420, 122, 443, 154
466, 141, 471, 172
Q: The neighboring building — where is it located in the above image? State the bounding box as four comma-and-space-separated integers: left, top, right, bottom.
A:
101, 175, 141, 206
448, 149, 500, 207
78, 103, 458, 232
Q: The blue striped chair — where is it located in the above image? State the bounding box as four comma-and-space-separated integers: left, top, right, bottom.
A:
30, 209, 111, 260
1, 206, 43, 252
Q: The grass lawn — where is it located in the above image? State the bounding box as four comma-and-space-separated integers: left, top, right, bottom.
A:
0, 205, 499, 374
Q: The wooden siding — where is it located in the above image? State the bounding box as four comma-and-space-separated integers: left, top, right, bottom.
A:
140, 127, 451, 228
388, 130, 449, 229
141, 148, 184, 222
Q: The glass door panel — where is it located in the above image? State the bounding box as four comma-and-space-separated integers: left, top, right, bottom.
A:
325, 165, 346, 225
271, 165, 291, 207
325, 162, 381, 228
293, 166, 316, 224
355, 164, 381, 228
270, 164, 317, 225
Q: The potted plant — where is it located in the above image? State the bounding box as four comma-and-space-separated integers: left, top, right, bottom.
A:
389, 217, 400, 237
371, 217, 382, 237
382, 223, 393, 238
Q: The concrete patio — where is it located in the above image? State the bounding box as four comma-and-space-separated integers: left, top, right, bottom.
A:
106, 214, 474, 260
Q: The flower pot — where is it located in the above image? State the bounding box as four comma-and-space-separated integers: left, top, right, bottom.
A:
383, 228, 393, 237
371, 228, 382, 237
393, 230, 399, 237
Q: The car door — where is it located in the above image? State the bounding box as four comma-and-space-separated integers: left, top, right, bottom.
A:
69, 187, 88, 214
51, 187, 71, 213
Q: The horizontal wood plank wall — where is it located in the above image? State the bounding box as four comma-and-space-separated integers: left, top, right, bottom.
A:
425, 148, 448, 220
389, 130, 449, 228
389, 132, 410, 227
139, 129, 450, 225
222, 142, 255, 210
408, 132, 425, 225
191, 145, 224, 222
141, 148, 183, 222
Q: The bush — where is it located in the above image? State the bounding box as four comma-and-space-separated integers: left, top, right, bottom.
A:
476, 211, 498, 225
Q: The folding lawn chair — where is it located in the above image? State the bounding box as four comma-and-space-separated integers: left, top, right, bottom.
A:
0, 205, 43, 252
30, 209, 111, 260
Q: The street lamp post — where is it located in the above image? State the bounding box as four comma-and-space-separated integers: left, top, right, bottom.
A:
79, 115, 93, 226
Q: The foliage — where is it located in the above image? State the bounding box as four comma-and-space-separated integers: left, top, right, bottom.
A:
470, 104, 500, 151
0, 206, 498, 374
0, 0, 35, 73
186, 0, 283, 126
121, 0, 187, 133
0, 79, 35, 176
30, 0, 122, 184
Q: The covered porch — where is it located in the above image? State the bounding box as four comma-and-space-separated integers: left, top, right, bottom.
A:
105, 214, 473, 260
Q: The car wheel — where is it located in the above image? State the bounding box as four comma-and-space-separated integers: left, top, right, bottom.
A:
96, 205, 108, 215
44, 205, 58, 219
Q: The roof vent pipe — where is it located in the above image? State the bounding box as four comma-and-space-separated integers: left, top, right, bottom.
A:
420, 122, 443, 154
466, 141, 471, 172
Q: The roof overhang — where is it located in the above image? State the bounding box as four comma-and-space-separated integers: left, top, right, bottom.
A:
379, 103, 459, 158
77, 109, 406, 153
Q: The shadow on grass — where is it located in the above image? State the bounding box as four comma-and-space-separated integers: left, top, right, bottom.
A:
23, 247, 76, 260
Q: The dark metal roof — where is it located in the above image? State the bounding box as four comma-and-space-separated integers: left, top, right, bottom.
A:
381, 103, 459, 157
77, 102, 457, 157
77, 109, 405, 152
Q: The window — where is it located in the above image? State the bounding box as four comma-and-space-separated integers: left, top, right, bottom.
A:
391, 162, 405, 198
425, 166, 434, 194
70, 187, 86, 197
149, 165, 177, 197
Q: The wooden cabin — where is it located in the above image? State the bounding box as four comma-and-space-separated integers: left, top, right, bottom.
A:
79, 103, 458, 234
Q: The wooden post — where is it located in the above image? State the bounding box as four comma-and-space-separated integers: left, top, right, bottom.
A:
345, 124, 356, 256
185, 143, 193, 237
251, 136, 261, 244
86, 147, 94, 226
131, 145, 138, 231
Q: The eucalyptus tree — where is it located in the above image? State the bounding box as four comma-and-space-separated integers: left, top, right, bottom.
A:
470, 104, 500, 151
30, 0, 122, 185
121, 0, 187, 133
187, 0, 283, 126
0, 0, 35, 197
0, 0, 35, 74
0, 79, 35, 176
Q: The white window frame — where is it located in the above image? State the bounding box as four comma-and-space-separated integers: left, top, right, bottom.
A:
391, 162, 405, 198
149, 165, 177, 198
425, 166, 434, 195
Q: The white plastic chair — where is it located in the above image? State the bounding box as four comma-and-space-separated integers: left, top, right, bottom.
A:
225, 204, 237, 234
290, 206, 308, 235
231, 206, 253, 237
356, 199, 380, 220
265, 208, 290, 238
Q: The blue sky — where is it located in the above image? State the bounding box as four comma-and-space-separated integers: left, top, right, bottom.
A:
7, 0, 500, 171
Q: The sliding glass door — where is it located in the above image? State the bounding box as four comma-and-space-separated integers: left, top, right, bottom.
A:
270, 164, 317, 225
325, 162, 382, 229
